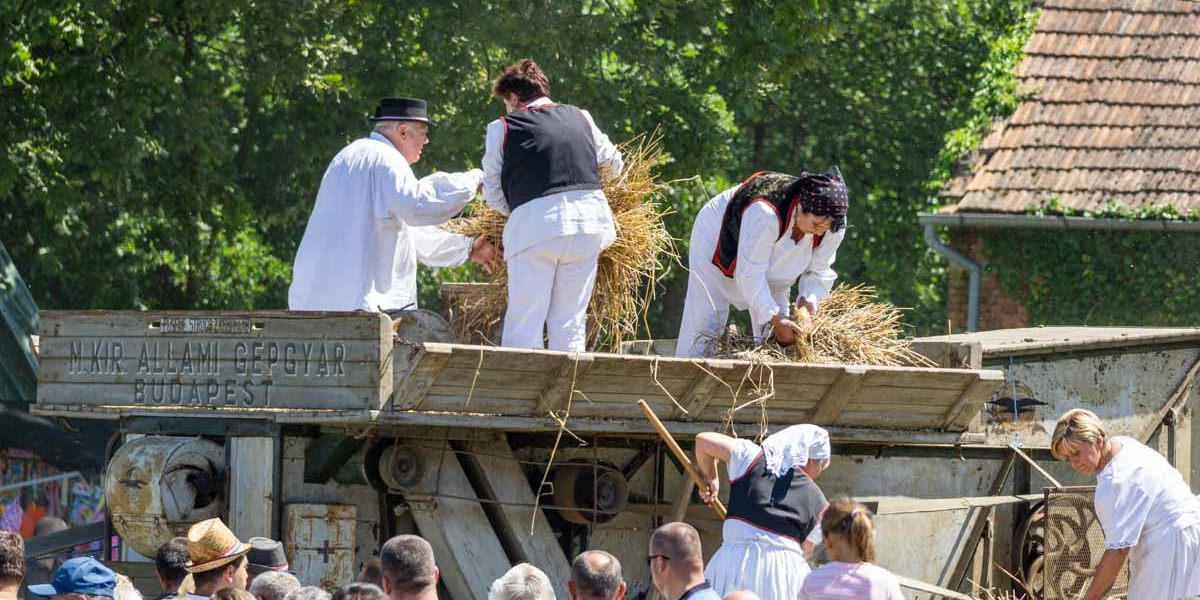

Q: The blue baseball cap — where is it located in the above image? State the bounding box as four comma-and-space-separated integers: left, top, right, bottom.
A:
28, 557, 116, 597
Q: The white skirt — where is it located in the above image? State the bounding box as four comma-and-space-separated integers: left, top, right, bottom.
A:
705, 540, 811, 600
1129, 521, 1200, 600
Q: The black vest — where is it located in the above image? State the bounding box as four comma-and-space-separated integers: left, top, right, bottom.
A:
726, 452, 827, 544
711, 171, 822, 277
500, 103, 601, 212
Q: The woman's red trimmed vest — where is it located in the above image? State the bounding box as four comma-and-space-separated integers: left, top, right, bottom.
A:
726, 452, 827, 544
712, 171, 819, 277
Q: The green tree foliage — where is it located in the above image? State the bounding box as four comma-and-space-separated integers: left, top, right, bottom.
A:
3, 0, 1030, 338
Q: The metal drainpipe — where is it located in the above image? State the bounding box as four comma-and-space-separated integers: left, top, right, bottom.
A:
924, 224, 980, 333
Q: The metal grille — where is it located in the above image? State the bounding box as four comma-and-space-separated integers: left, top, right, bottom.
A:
1042, 486, 1129, 600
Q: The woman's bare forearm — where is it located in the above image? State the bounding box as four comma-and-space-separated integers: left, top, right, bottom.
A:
1082, 548, 1129, 600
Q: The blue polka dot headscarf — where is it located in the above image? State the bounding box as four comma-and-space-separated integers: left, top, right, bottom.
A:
796, 167, 849, 232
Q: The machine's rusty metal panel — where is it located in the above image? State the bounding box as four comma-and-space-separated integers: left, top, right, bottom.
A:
105, 436, 226, 556
284, 503, 357, 591
35, 311, 393, 411
1042, 487, 1128, 600
949, 332, 1200, 450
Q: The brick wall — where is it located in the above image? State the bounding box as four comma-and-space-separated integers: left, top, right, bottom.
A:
946, 230, 1028, 332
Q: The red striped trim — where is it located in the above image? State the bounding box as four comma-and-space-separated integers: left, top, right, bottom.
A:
712, 190, 782, 277
219, 540, 243, 558
712, 243, 737, 277
740, 171, 768, 186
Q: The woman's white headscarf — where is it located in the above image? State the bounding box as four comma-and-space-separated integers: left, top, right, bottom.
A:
761, 424, 831, 477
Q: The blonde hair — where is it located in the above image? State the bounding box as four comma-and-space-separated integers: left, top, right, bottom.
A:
212, 589, 257, 600
115, 573, 144, 600
820, 497, 877, 563
1051, 409, 1107, 460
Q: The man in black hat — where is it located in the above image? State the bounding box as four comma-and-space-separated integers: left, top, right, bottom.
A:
290, 97, 497, 312
675, 169, 849, 358
245, 537, 289, 585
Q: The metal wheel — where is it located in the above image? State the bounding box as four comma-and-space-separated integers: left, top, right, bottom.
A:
551, 460, 629, 524
1013, 502, 1046, 599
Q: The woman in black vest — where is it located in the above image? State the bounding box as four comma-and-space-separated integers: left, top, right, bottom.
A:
480, 60, 624, 351
694, 424, 832, 600
675, 171, 849, 357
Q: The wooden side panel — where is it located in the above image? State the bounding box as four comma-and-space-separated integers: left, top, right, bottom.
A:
403, 443, 512, 600
36, 312, 391, 411
466, 439, 570, 600
229, 437, 276, 540
390, 343, 1008, 433
811, 367, 867, 425
37, 381, 379, 410
39, 311, 386, 338
942, 371, 1007, 429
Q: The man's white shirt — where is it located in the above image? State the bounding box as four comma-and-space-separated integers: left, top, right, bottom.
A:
289, 131, 482, 311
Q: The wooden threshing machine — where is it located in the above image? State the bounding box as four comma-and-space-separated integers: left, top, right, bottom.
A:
30, 305, 1200, 599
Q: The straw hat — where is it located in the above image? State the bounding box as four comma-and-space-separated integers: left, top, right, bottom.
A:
186, 518, 250, 573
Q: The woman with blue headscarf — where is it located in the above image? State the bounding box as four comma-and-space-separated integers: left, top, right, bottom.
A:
695, 424, 832, 600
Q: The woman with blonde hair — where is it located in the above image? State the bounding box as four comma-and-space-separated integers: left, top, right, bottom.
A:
800, 498, 903, 600
1051, 408, 1200, 600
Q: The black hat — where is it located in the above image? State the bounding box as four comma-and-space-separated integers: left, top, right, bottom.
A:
246, 537, 289, 575
368, 97, 431, 123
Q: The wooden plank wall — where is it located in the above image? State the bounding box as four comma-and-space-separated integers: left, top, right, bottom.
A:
394, 343, 1005, 432
228, 437, 276, 539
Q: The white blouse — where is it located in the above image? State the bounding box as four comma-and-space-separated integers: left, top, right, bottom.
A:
1095, 436, 1200, 550
690, 183, 844, 330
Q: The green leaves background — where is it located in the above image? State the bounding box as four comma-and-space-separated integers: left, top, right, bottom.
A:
3, 0, 1034, 336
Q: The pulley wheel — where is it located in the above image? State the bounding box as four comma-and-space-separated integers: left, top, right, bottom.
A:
380, 444, 425, 490
552, 461, 629, 525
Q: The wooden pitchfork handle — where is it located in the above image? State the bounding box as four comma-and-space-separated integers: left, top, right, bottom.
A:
638, 399, 728, 520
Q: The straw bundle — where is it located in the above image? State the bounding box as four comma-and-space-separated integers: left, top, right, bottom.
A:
711, 284, 935, 367
442, 133, 675, 350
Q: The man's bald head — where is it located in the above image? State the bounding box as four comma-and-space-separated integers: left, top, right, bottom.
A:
649, 522, 703, 563
569, 551, 623, 600
723, 592, 762, 600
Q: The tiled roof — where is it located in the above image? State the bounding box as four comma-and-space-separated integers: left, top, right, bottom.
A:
941, 0, 1200, 214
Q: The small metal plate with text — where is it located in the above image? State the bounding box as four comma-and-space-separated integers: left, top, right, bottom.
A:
159, 316, 253, 334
